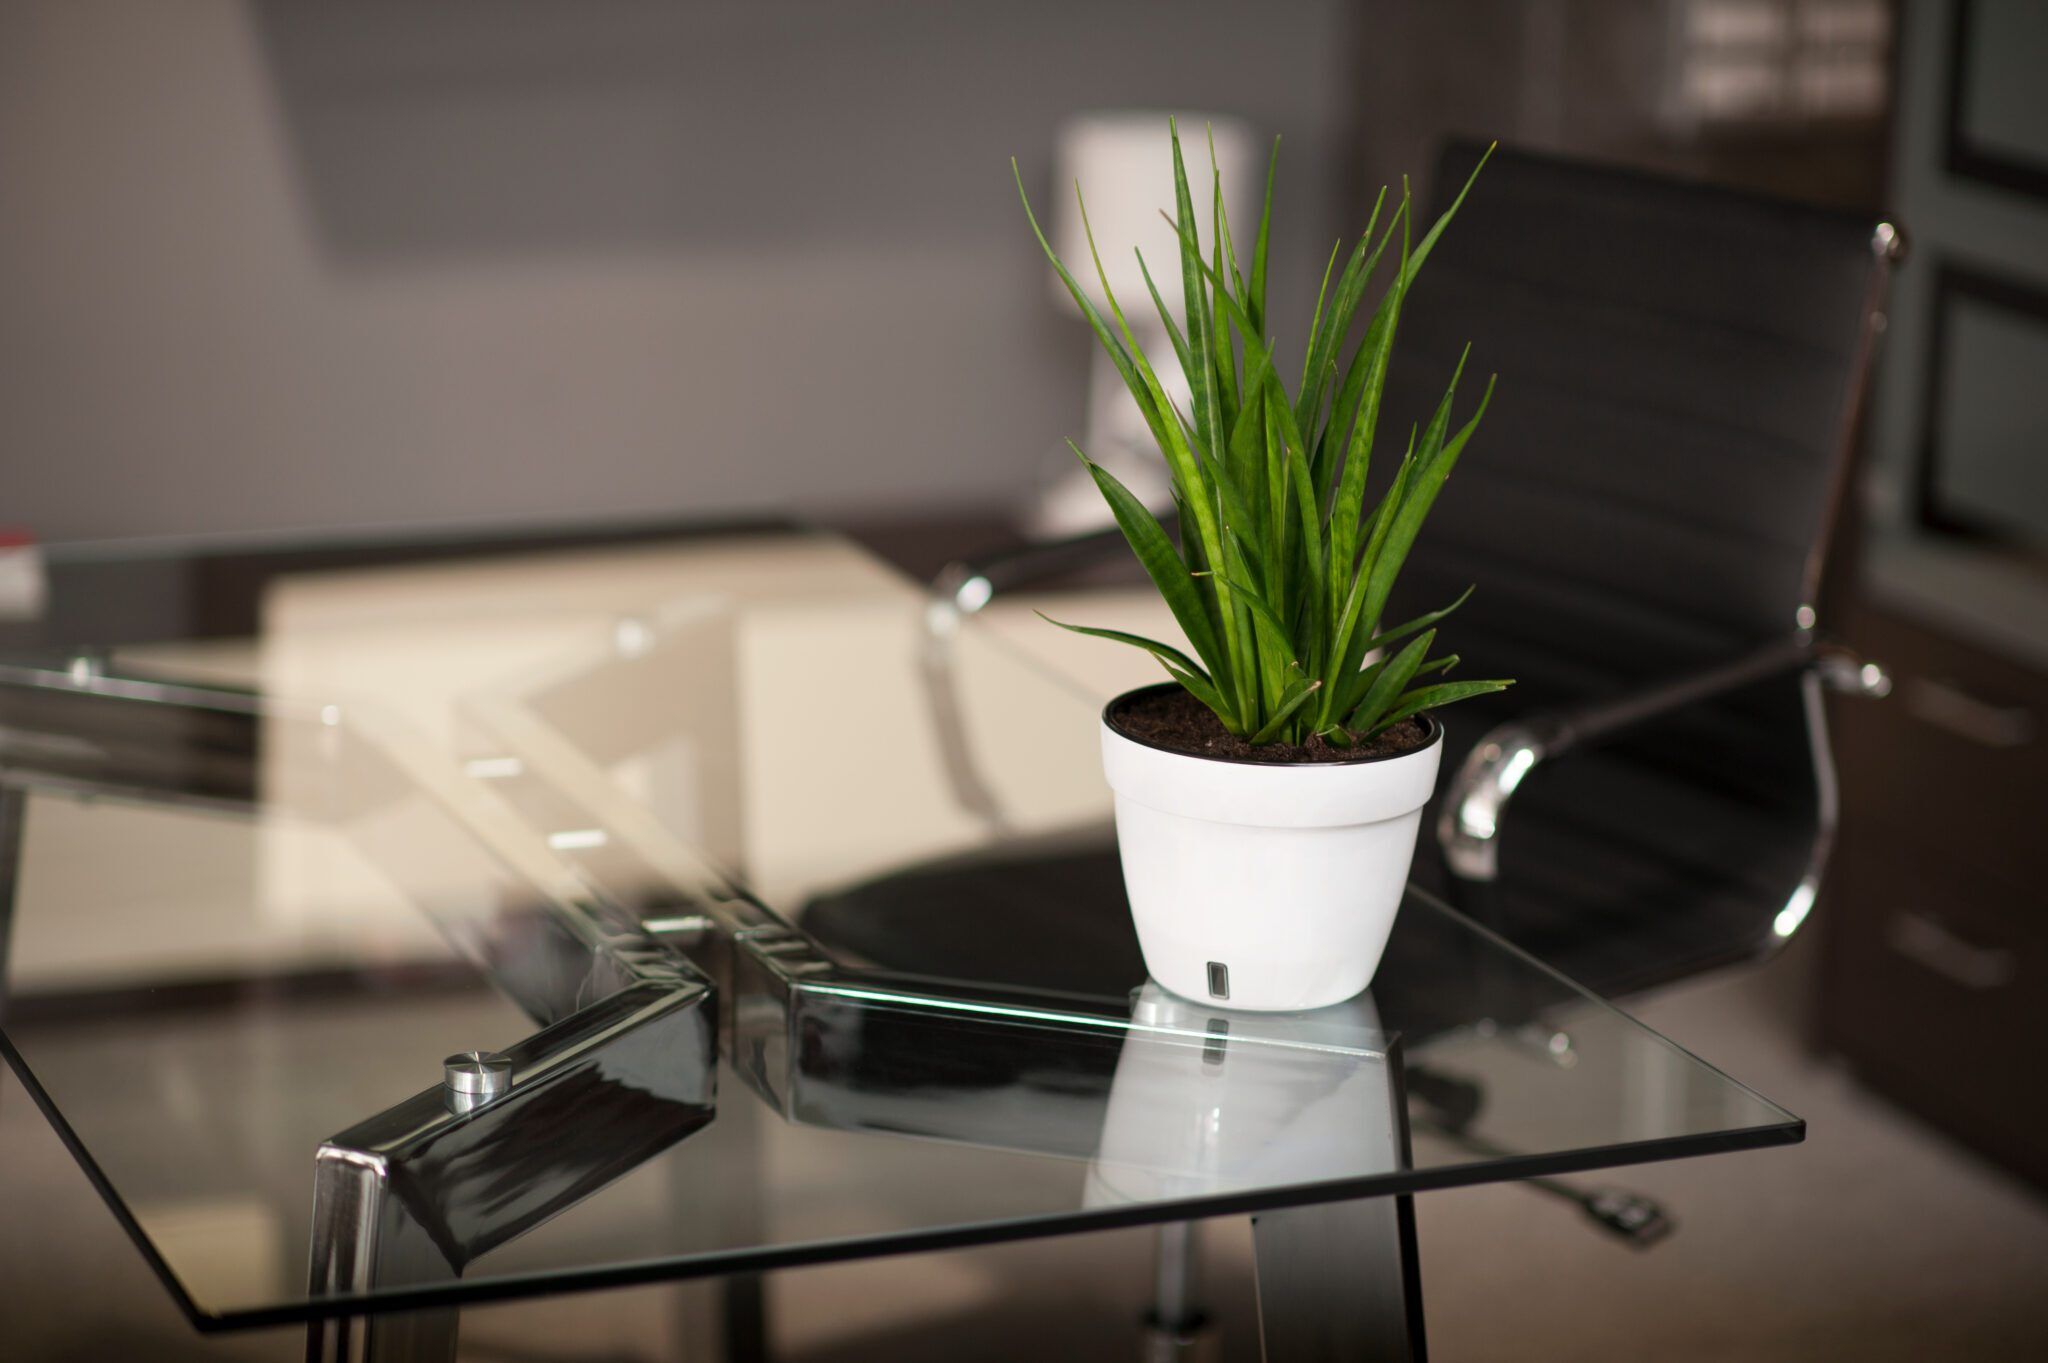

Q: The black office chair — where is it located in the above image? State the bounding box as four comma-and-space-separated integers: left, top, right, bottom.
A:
902, 141, 1900, 998
810, 143, 1902, 1350
1377, 141, 1899, 995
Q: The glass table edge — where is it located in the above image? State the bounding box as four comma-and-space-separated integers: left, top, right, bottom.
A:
0, 1026, 225, 1336
1, 567, 1816, 1332
0, 860, 1811, 1332
1396, 881, 1806, 1129
173, 1116, 1803, 1333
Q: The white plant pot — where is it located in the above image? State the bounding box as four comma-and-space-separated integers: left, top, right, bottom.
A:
1100, 684, 1444, 1012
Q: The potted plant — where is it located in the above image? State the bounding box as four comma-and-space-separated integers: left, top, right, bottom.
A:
1015, 123, 1510, 1012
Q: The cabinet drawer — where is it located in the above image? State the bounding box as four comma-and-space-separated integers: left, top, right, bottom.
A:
1820, 826, 2048, 1188
1833, 606, 2046, 892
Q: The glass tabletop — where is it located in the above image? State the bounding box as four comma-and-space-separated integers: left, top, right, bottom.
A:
0, 525, 1802, 1331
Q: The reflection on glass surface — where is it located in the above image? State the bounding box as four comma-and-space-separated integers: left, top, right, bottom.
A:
457, 579, 1110, 909
0, 663, 716, 1322
1086, 986, 1400, 1208
1, 532, 1802, 1330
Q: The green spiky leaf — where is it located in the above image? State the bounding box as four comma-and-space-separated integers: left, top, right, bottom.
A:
1249, 676, 1323, 744
1363, 678, 1515, 738
1017, 130, 1507, 746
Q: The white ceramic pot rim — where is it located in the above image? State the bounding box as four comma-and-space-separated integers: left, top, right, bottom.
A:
1101, 682, 1444, 829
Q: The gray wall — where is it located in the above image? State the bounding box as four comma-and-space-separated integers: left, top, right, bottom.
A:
0, 0, 1352, 545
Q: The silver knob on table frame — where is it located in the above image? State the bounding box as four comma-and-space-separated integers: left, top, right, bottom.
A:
444, 1050, 512, 1113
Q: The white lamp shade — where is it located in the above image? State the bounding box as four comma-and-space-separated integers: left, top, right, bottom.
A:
1047, 111, 1261, 324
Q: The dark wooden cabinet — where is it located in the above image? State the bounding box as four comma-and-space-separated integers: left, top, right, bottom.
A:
1819, 601, 2048, 1189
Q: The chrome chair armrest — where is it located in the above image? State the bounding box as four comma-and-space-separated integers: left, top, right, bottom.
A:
1438, 633, 1889, 881
928, 513, 1178, 620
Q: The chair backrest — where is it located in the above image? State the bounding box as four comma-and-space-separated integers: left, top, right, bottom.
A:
1382, 142, 1893, 712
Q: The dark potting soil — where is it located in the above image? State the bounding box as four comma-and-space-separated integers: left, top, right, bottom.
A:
1110, 686, 1433, 765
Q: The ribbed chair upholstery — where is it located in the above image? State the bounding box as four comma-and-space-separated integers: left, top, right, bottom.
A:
1382, 141, 1893, 991
1384, 139, 1878, 702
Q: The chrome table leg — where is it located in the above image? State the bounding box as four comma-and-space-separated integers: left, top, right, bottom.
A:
305, 1307, 458, 1363
1252, 1195, 1426, 1363
1141, 1220, 1212, 1362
